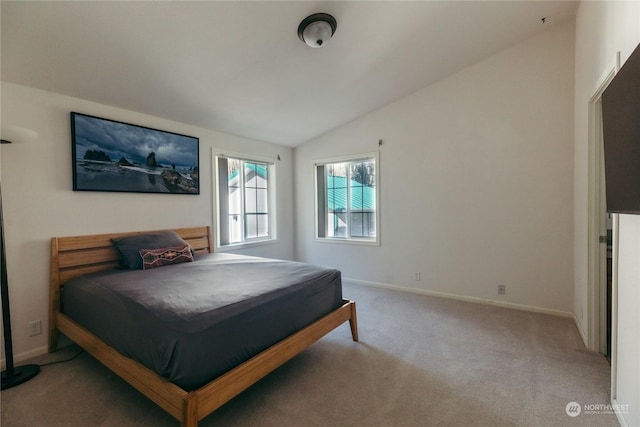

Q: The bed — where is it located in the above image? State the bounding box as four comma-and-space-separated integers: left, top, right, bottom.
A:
49, 226, 358, 426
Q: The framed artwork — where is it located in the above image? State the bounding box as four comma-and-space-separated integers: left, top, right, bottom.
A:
71, 112, 199, 194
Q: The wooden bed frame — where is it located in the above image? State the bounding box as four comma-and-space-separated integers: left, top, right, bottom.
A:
49, 226, 358, 427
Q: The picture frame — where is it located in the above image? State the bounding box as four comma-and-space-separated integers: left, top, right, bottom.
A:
71, 112, 199, 194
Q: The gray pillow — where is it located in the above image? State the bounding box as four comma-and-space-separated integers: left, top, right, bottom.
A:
112, 231, 192, 270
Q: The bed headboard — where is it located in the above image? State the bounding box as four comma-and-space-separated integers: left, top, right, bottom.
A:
49, 226, 212, 351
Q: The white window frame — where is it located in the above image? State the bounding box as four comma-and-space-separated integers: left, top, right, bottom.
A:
213, 151, 277, 251
314, 151, 379, 246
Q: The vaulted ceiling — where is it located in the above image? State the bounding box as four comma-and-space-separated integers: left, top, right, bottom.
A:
1, 1, 578, 146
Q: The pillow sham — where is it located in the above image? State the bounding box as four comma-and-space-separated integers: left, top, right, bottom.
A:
139, 245, 194, 270
112, 230, 193, 270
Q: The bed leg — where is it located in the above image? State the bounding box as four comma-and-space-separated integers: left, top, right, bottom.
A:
349, 301, 359, 342
182, 394, 198, 427
48, 329, 59, 353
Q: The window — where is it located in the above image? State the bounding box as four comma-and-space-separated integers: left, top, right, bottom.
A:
216, 154, 275, 247
315, 153, 378, 243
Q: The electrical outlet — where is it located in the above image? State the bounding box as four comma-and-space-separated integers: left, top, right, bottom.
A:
414, 272, 421, 281
28, 320, 42, 337
497, 285, 506, 295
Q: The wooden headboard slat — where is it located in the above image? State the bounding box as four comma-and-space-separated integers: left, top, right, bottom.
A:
59, 262, 122, 284
56, 235, 126, 252
172, 227, 212, 239
188, 237, 210, 253
57, 247, 121, 268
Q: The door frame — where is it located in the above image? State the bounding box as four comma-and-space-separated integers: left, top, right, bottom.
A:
586, 53, 620, 395
587, 65, 613, 353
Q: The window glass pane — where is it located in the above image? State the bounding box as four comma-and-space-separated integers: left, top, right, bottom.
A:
244, 188, 268, 215
328, 212, 347, 238
228, 215, 242, 243
244, 162, 268, 189
350, 186, 364, 210
328, 162, 348, 180
228, 186, 242, 216
368, 212, 376, 237
228, 159, 241, 190
349, 210, 376, 238
245, 214, 269, 239
256, 164, 268, 189
257, 213, 269, 237
227, 158, 242, 217
256, 188, 268, 213
244, 188, 257, 213
245, 214, 257, 239
329, 186, 347, 215
350, 212, 364, 237
244, 162, 257, 187
350, 160, 375, 186
364, 211, 376, 237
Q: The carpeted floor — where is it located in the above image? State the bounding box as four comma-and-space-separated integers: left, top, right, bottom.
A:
1, 282, 618, 426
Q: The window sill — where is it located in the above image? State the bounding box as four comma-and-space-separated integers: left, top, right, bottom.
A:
216, 238, 278, 252
314, 237, 379, 247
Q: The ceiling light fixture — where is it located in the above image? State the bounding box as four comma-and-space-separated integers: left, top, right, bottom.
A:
298, 13, 337, 48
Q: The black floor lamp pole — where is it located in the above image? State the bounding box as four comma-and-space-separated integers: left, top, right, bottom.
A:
1, 180, 40, 390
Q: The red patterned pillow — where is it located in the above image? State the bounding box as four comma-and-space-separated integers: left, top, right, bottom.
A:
139, 245, 194, 270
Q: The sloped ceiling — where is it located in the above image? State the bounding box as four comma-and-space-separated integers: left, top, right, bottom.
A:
1, 1, 578, 146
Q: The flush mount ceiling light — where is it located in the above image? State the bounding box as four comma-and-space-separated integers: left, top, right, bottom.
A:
298, 13, 337, 48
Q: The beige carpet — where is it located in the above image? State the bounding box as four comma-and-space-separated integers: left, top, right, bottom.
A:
1, 282, 618, 426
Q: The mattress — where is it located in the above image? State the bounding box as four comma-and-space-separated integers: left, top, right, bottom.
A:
62, 253, 343, 391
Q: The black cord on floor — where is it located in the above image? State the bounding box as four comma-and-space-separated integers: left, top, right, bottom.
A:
38, 349, 85, 367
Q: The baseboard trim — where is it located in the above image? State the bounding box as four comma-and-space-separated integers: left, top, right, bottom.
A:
343, 278, 574, 318
572, 312, 589, 347
611, 398, 630, 427
0, 345, 48, 371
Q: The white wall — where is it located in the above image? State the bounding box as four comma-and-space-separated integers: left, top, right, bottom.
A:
616, 214, 640, 427
0, 82, 295, 363
295, 22, 575, 315
574, 2, 640, 426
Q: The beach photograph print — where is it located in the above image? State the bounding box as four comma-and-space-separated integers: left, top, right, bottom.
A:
71, 112, 199, 194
